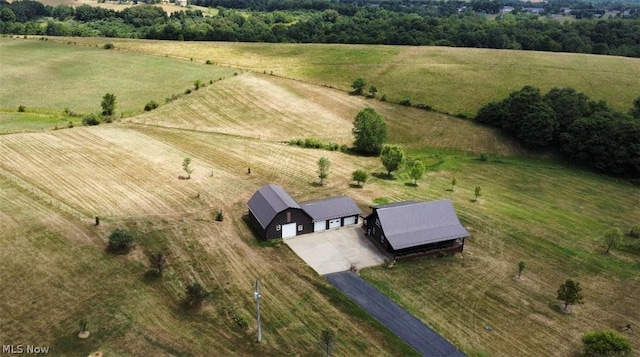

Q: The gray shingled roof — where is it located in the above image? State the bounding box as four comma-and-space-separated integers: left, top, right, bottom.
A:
374, 200, 469, 250
300, 196, 361, 222
248, 185, 301, 229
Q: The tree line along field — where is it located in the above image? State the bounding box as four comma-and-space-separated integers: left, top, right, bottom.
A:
0, 37, 638, 356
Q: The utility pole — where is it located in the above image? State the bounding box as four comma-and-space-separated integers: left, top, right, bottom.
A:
254, 279, 262, 343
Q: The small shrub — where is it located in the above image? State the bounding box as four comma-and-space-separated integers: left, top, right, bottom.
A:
205, 60, 212, 64
17, 105, 25, 112
185, 89, 192, 94
415, 103, 432, 110
214, 210, 223, 222
399, 98, 412, 106
629, 224, 640, 238
102, 116, 113, 123
380, 94, 387, 101
479, 153, 489, 161
329, 143, 339, 151
144, 100, 159, 111
67, 121, 74, 128
107, 228, 134, 253
233, 72, 238, 76
82, 114, 100, 126
209, 79, 213, 84
103, 42, 114, 49
340, 144, 349, 152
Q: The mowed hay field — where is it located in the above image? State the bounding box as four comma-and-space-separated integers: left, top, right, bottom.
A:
42, 36, 640, 116
1, 36, 639, 356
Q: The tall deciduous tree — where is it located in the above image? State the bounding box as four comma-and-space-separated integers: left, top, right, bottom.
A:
603, 227, 622, 253
407, 160, 425, 186
582, 330, 632, 357
101, 93, 116, 116
182, 157, 193, 179
351, 78, 366, 95
380, 145, 405, 177
317, 156, 330, 186
557, 279, 584, 313
352, 169, 368, 187
352, 107, 387, 155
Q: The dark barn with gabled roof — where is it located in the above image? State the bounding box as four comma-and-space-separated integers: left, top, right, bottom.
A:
247, 184, 313, 240
363, 200, 469, 259
247, 186, 361, 240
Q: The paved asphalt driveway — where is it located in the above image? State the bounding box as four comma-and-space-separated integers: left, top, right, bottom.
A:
325, 271, 467, 357
284, 225, 387, 275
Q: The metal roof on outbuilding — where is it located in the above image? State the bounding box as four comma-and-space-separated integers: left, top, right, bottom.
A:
247, 184, 301, 229
300, 196, 361, 222
374, 200, 469, 250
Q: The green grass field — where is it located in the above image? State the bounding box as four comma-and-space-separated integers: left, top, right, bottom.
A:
0, 38, 235, 117
38, 36, 640, 116
0, 36, 638, 356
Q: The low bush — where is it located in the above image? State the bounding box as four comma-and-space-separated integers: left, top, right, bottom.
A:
414, 103, 432, 110
82, 114, 100, 126
103, 42, 114, 49
399, 98, 412, 106
107, 228, 134, 253
629, 224, 640, 238
144, 100, 159, 111
17, 105, 25, 112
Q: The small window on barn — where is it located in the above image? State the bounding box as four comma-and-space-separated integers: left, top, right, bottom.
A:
298, 224, 303, 231
276, 224, 281, 231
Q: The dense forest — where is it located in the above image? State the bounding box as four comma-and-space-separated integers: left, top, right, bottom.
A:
1, 0, 640, 57
475, 87, 640, 177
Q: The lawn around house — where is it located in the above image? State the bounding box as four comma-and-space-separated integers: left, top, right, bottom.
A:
0, 36, 638, 356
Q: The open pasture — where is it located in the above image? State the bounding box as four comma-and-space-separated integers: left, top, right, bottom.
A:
0, 38, 234, 116
1, 36, 639, 356
43, 36, 640, 116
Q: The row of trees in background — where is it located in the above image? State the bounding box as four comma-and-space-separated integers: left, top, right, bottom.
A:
475, 86, 640, 177
1, 1, 640, 57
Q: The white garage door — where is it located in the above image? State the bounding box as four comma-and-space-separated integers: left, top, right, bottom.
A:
329, 219, 341, 229
282, 223, 297, 239
314, 221, 326, 232
343, 216, 356, 226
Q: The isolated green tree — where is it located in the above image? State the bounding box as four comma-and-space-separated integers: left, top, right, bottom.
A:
630, 224, 640, 238
351, 78, 366, 95
352, 107, 388, 155
474, 186, 482, 202
517, 261, 525, 279
194, 79, 202, 90
352, 169, 368, 187
380, 145, 405, 177
182, 157, 193, 179
101, 93, 116, 116
107, 228, 134, 253
557, 279, 584, 313
407, 160, 425, 186
185, 282, 211, 308
368, 85, 378, 97
317, 156, 331, 186
319, 329, 336, 357
631, 96, 640, 120
148, 252, 168, 277
582, 330, 632, 357
451, 177, 457, 191
603, 227, 623, 253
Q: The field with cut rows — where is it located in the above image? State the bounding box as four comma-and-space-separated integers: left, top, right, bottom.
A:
1, 36, 638, 357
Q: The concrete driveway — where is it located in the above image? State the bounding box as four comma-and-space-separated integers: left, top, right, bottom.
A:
285, 225, 388, 275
